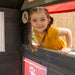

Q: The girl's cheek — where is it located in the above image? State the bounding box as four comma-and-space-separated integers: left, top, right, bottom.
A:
33, 23, 36, 26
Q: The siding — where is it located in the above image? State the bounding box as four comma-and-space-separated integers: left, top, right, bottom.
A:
0, 8, 22, 75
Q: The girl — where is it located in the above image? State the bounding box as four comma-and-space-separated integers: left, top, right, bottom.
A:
28, 6, 72, 55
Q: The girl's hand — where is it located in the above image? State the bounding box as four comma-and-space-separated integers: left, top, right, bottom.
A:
32, 43, 40, 48
61, 47, 72, 55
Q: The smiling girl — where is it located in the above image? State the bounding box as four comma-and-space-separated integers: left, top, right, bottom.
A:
28, 6, 72, 55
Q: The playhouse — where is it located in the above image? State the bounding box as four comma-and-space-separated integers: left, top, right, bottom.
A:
0, 0, 75, 75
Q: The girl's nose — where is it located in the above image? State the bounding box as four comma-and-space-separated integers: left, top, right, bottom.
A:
38, 21, 41, 25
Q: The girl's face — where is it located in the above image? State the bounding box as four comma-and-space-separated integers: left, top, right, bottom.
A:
30, 11, 50, 33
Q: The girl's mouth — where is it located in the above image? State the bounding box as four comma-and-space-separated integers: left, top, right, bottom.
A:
37, 26, 44, 29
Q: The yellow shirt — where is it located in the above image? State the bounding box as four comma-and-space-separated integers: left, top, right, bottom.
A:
33, 26, 66, 50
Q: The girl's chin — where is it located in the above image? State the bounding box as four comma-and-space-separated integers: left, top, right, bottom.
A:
35, 28, 45, 33
37, 29, 44, 33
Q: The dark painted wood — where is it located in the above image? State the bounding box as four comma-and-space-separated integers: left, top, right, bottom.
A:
0, 8, 22, 75
41, 0, 72, 7
0, 0, 24, 9
22, 45, 75, 75
21, 0, 72, 10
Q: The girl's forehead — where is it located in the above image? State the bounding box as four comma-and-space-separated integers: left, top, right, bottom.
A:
31, 10, 45, 14
31, 11, 47, 18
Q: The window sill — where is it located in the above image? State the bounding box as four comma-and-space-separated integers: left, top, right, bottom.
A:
44, 48, 75, 58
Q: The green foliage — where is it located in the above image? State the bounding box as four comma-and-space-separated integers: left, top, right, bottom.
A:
72, 48, 75, 52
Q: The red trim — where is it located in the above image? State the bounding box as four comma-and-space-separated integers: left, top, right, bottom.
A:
49, 9, 75, 14
44, 1, 75, 14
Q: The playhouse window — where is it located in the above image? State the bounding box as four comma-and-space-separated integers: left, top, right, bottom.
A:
0, 12, 5, 52
31, 0, 75, 56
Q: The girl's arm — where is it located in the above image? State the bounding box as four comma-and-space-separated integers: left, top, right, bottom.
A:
58, 28, 72, 55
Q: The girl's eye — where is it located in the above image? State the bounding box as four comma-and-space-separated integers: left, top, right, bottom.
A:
41, 19, 45, 21
33, 20, 37, 22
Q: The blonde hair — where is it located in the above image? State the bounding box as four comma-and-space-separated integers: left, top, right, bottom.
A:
28, 6, 53, 52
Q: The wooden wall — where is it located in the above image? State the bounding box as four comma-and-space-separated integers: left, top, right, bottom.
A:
22, 45, 75, 75
0, 8, 22, 75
